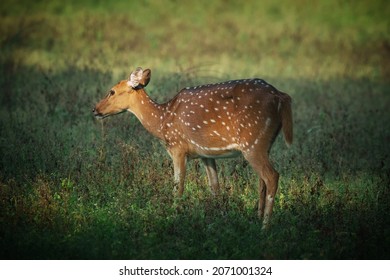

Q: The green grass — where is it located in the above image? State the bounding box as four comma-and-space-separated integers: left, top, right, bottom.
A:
0, 0, 389, 259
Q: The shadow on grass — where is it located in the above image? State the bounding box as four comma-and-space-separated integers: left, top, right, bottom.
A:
0, 62, 389, 259
1, 191, 389, 259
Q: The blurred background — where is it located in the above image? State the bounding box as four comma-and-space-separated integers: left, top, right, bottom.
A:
1, 0, 388, 80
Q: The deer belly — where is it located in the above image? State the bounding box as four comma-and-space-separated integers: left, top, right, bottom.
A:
199, 150, 241, 159
189, 143, 241, 159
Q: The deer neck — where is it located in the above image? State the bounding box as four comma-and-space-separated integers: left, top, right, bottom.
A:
128, 89, 166, 140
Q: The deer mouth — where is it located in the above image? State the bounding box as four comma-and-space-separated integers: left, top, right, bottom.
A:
94, 112, 111, 120
94, 113, 105, 119
93, 108, 107, 119
93, 108, 126, 119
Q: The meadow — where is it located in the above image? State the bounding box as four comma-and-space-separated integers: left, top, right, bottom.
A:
0, 0, 389, 259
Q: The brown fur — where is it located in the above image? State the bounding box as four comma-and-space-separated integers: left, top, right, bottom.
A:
93, 67, 293, 229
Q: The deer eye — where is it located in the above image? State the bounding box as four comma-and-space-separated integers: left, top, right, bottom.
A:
109, 90, 115, 96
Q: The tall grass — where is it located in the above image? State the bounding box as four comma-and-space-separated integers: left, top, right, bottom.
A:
0, 0, 389, 259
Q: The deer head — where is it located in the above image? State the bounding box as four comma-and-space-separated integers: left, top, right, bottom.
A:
93, 67, 151, 119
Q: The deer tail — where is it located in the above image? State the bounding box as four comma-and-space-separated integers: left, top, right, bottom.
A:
280, 94, 293, 147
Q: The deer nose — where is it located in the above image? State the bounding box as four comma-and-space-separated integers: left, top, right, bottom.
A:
92, 107, 99, 116
92, 107, 103, 118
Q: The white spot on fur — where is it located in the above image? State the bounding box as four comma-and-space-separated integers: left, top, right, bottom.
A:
266, 117, 271, 127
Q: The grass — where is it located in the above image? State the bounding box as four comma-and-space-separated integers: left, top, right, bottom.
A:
0, 0, 389, 259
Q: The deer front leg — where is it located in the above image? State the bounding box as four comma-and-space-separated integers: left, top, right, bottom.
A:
201, 158, 220, 195
170, 150, 187, 197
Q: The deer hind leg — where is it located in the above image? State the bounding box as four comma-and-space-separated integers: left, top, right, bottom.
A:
244, 151, 279, 229
258, 178, 266, 219
201, 158, 220, 195
169, 150, 187, 197
261, 163, 279, 229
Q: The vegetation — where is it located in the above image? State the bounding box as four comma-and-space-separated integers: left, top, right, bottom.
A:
0, 0, 389, 259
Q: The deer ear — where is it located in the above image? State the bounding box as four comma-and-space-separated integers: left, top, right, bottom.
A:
127, 67, 143, 88
127, 67, 151, 88
140, 69, 151, 87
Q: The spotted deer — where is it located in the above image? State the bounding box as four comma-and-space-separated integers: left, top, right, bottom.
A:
93, 67, 292, 228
